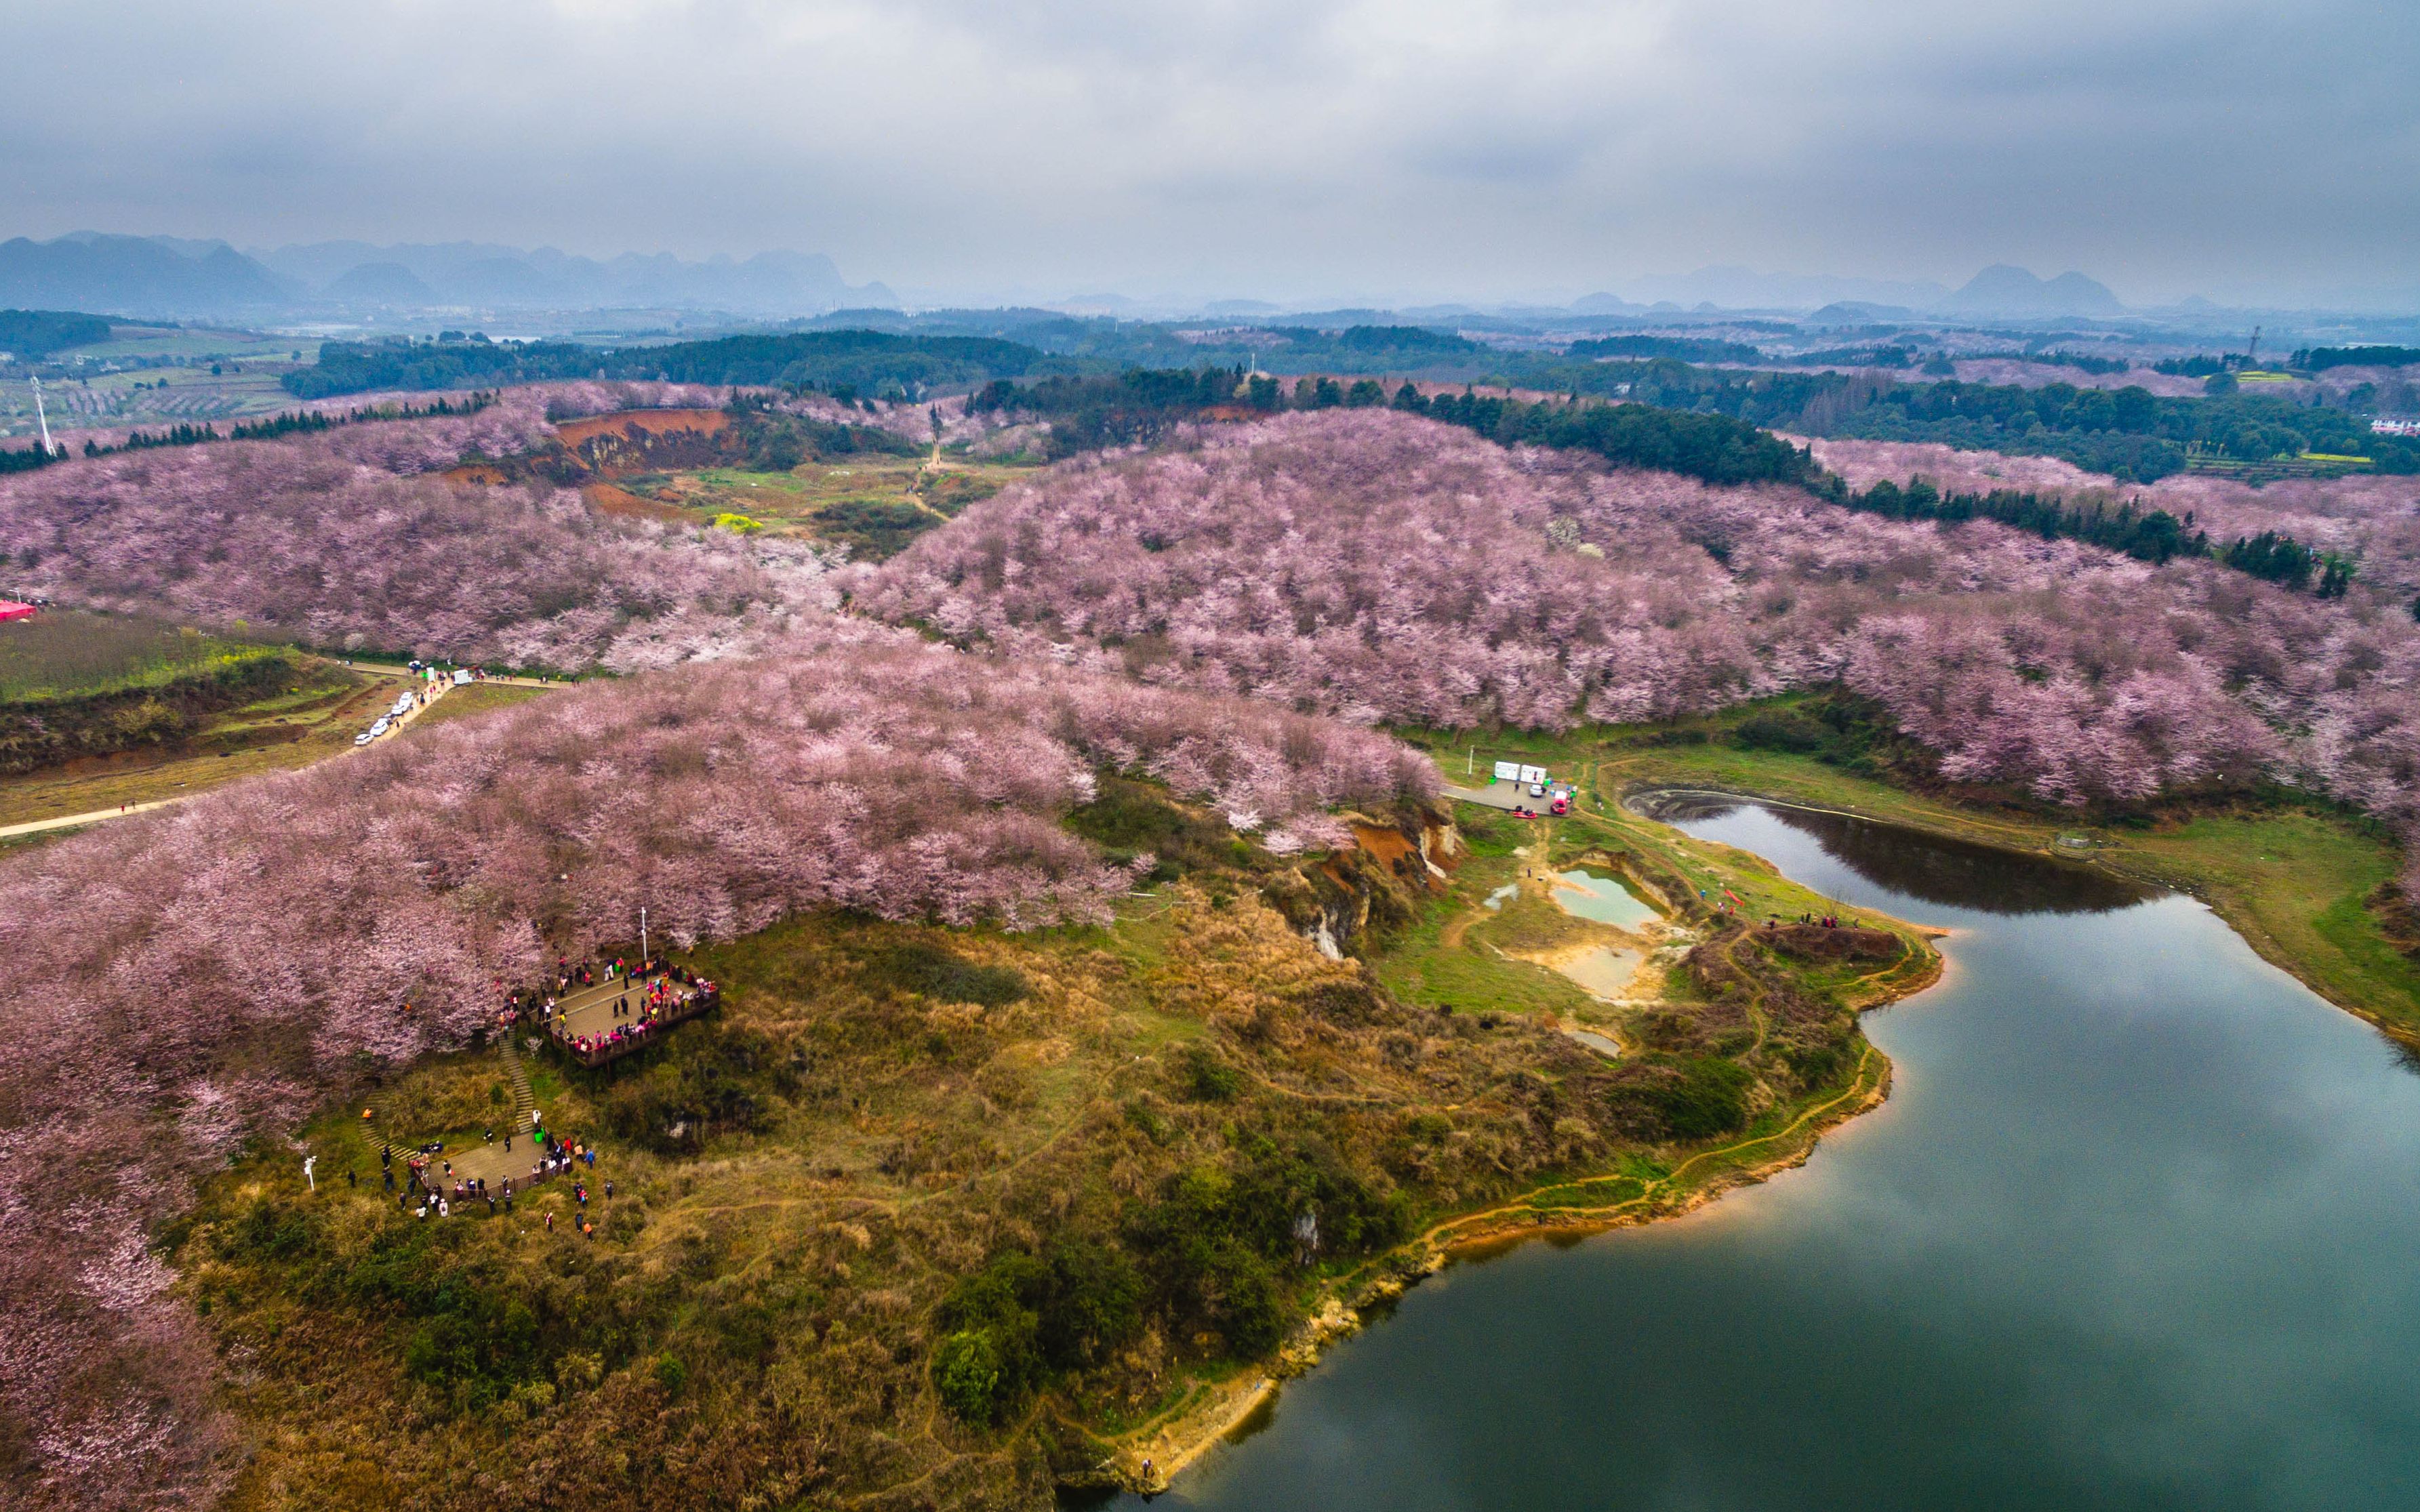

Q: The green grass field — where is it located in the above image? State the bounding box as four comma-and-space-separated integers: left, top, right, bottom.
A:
0, 655, 388, 827
609, 456, 1034, 560
403, 682, 550, 732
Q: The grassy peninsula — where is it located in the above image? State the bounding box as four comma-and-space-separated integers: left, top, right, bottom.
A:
167, 769, 1941, 1509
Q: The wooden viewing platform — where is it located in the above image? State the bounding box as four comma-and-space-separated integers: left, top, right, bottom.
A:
538, 968, 720, 1066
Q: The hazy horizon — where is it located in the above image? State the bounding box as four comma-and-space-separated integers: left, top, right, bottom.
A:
5, 1, 2415, 312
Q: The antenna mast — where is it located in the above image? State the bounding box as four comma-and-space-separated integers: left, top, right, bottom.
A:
2245, 325, 2261, 369
31, 377, 54, 455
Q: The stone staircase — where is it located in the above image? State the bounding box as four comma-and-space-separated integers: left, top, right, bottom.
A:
500, 1031, 536, 1122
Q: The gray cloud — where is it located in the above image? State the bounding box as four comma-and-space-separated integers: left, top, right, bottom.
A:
3, 0, 2413, 306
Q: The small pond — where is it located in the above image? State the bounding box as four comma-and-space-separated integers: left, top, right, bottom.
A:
1550, 867, 1659, 928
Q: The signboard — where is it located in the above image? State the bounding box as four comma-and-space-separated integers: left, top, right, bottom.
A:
1492, 760, 1522, 782
1518, 764, 1548, 784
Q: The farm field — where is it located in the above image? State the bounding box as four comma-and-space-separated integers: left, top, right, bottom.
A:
0, 670, 561, 832
0, 607, 275, 701
0, 325, 317, 441
60, 323, 312, 364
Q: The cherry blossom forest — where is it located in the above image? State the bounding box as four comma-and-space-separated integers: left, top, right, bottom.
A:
5, 386, 2418, 1505
864, 409, 2420, 852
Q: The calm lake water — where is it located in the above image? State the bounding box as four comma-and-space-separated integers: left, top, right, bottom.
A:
1104, 798, 2420, 1511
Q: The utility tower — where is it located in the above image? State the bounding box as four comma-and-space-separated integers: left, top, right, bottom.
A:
31, 376, 54, 455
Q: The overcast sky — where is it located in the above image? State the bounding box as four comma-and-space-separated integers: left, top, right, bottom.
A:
5, 0, 2415, 307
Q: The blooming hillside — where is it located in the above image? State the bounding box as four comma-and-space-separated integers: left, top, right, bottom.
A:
861, 408, 2420, 861
1807, 434, 2420, 601
0, 424, 835, 672
0, 627, 1432, 1508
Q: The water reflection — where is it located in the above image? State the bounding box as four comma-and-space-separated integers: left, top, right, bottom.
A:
1635, 792, 2149, 916
1107, 796, 2420, 1512
1550, 867, 1660, 928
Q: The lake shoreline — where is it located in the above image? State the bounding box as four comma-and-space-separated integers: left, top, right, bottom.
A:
1101, 1049, 1907, 1498
1096, 825, 1940, 1497
1620, 775, 2420, 1049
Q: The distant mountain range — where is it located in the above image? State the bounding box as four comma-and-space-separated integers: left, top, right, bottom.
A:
0, 232, 896, 319
1607, 267, 1955, 313
0, 232, 289, 316
1589, 264, 2128, 321
0, 232, 2160, 330
251, 240, 898, 314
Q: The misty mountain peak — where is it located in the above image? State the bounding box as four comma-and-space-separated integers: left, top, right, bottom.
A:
1945, 264, 2124, 316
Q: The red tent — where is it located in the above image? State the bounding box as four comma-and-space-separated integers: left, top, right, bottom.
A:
0, 601, 36, 624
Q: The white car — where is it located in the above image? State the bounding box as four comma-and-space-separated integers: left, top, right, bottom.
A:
370, 718, 390, 736
354, 733, 374, 746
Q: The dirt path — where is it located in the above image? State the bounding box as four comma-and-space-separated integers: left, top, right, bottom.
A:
1438, 903, 1488, 949
0, 796, 186, 838
900, 443, 959, 524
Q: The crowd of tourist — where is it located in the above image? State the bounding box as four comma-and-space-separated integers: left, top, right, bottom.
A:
378, 1124, 603, 1223
354, 956, 725, 1225
500, 955, 720, 1063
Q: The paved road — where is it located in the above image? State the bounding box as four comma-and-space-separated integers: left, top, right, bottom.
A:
1441, 781, 1537, 812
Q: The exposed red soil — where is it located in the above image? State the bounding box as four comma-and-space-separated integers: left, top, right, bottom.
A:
1350, 822, 1419, 870
552, 407, 729, 448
